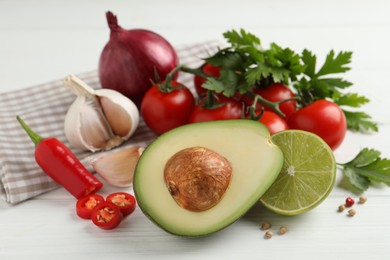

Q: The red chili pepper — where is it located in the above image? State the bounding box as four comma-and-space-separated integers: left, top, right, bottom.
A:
76, 194, 105, 219
106, 192, 136, 216
91, 201, 123, 230
17, 116, 103, 199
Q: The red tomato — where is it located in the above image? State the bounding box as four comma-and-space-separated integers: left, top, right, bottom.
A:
76, 194, 105, 220
193, 64, 221, 96
258, 111, 289, 135
91, 201, 123, 230
241, 83, 297, 118
287, 99, 347, 150
106, 192, 136, 217
141, 81, 195, 135
188, 100, 243, 123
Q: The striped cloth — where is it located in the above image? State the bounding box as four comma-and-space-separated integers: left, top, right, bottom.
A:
0, 40, 222, 206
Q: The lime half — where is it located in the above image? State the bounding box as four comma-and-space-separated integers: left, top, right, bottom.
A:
260, 130, 336, 215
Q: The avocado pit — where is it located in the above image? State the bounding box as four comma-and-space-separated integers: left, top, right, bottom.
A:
164, 146, 232, 212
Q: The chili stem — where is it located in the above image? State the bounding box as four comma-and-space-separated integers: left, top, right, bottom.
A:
16, 116, 44, 145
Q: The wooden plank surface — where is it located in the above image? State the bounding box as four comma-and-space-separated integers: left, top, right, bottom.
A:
1, 1, 389, 259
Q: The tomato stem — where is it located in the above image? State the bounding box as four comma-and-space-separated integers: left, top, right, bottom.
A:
247, 106, 264, 121
156, 65, 185, 93
251, 94, 285, 117
197, 90, 225, 109
179, 64, 209, 78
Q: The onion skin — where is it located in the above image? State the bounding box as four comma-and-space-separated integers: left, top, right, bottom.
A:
99, 11, 179, 107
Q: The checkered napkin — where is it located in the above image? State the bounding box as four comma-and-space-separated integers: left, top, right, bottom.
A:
0, 40, 222, 206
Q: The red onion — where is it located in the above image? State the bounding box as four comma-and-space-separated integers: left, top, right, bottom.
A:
98, 11, 179, 106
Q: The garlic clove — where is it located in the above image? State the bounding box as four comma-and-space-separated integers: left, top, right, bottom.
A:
96, 89, 139, 140
100, 95, 131, 137
64, 75, 139, 152
64, 93, 117, 152
80, 98, 116, 150
90, 146, 144, 187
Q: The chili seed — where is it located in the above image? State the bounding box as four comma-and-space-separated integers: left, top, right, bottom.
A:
261, 222, 271, 230
278, 226, 288, 235
112, 194, 128, 207
338, 204, 346, 212
348, 209, 356, 217
264, 230, 273, 239
358, 195, 367, 204
345, 197, 355, 207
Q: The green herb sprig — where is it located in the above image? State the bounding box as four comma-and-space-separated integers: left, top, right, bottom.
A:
338, 148, 390, 193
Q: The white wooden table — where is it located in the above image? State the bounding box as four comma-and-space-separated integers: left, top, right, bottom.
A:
1, 1, 390, 259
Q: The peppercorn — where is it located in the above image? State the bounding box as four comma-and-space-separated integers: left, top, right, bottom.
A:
278, 226, 288, 235
261, 222, 271, 230
338, 204, 346, 212
345, 197, 355, 207
264, 230, 273, 239
358, 195, 367, 204
348, 208, 356, 217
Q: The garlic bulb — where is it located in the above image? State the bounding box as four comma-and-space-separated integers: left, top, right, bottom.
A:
64, 75, 139, 152
90, 146, 144, 187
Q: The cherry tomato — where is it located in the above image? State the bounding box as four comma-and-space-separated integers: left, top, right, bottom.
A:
193, 64, 221, 96
188, 100, 243, 123
255, 83, 297, 118
258, 111, 289, 135
76, 194, 105, 219
106, 192, 136, 217
91, 201, 123, 230
287, 99, 347, 150
240, 83, 297, 118
141, 81, 195, 135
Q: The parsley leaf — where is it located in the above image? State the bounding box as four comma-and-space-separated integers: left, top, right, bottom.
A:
343, 167, 370, 192
205, 50, 244, 71
301, 49, 316, 77
339, 148, 390, 193
334, 93, 369, 107
205, 29, 305, 95
246, 63, 273, 84
223, 29, 263, 61
202, 78, 225, 93
342, 110, 378, 132
294, 49, 354, 105
317, 50, 352, 76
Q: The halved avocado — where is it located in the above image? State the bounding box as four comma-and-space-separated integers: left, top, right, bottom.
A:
133, 119, 283, 237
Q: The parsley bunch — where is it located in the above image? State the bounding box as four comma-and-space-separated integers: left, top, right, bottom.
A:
199, 28, 377, 133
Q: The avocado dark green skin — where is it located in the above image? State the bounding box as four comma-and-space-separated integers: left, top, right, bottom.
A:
134, 181, 259, 237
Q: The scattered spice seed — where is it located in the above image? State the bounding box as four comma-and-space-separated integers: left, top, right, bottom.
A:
348, 208, 356, 217
345, 197, 355, 207
359, 195, 367, 204
278, 226, 288, 235
264, 230, 273, 239
261, 222, 271, 230
338, 204, 346, 212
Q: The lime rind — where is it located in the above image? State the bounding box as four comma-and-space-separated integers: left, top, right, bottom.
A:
260, 130, 336, 215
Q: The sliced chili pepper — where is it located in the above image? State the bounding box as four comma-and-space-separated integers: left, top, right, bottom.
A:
106, 192, 136, 216
91, 201, 123, 230
76, 194, 105, 219
17, 116, 103, 199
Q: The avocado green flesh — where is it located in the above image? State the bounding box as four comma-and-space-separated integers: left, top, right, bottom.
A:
134, 120, 283, 236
